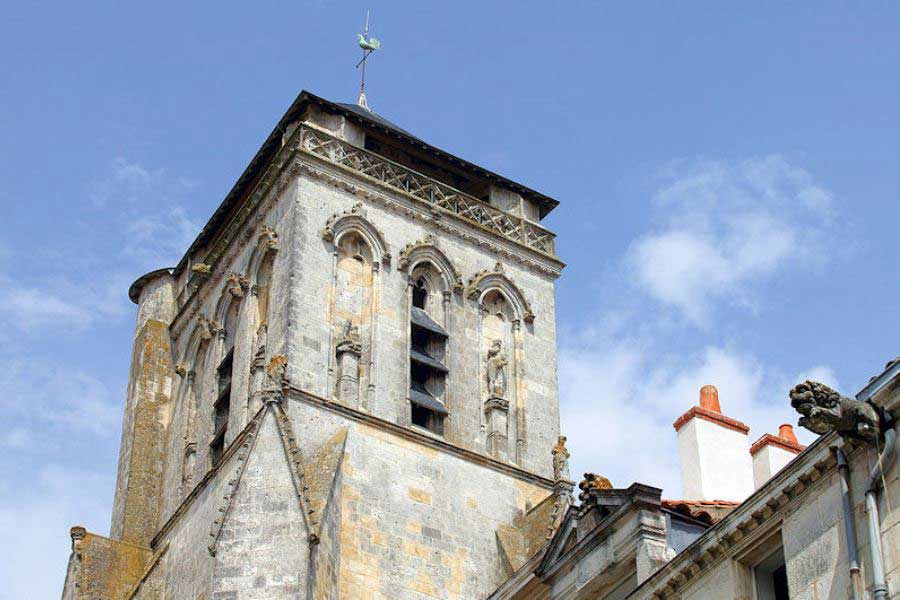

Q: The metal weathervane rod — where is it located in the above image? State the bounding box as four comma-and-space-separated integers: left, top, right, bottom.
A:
355, 10, 381, 110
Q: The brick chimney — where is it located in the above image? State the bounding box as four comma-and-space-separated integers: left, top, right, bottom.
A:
674, 385, 754, 501
750, 424, 805, 489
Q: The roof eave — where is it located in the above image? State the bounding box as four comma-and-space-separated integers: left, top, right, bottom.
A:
173, 89, 560, 275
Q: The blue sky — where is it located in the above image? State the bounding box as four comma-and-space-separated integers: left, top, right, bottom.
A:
2, 2, 899, 596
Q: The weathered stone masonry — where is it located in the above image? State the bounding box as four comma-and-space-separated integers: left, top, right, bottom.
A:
62, 91, 566, 599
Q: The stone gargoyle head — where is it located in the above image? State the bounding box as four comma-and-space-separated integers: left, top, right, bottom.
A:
790, 380, 880, 440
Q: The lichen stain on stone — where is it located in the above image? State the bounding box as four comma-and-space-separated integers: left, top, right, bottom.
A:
75, 532, 152, 599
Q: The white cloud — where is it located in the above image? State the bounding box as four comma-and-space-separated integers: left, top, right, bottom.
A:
0, 359, 120, 436
125, 205, 201, 268
89, 158, 156, 207
0, 288, 93, 330
0, 159, 201, 335
795, 365, 840, 390
561, 343, 821, 498
0, 465, 113, 599
627, 155, 834, 325
561, 155, 838, 499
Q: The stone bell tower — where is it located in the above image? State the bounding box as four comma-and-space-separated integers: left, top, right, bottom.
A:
62, 91, 566, 599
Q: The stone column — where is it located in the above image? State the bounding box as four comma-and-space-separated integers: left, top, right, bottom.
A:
335, 325, 362, 406
484, 396, 509, 460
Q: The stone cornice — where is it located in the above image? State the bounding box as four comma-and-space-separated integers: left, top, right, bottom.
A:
284, 384, 556, 490
537, 484, 660, 580
297, 125, 559, 258
168, 119, 564, 341
296, 136, 565, 281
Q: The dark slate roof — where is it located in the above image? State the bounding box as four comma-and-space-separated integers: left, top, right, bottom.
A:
172, 90, 558, 276
325, 95, 559, 217
409, 381, 449, 415
336, 102, 416, 138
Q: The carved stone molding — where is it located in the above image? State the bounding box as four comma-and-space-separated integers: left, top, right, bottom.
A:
70, 525, 86, 544
299, 125, 557, 256
196, 314, 215, 341
398, 234, 464, 294
170, 156, 302, 340
207, 416, 262, 556
225, 272, 250, 298
257, 225, 279, 253
296, 161, 563, 281
321, 201, 391, 266
465, 264, 536, 324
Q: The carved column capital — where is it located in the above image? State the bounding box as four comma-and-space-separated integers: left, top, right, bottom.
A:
225, 272, 250, 298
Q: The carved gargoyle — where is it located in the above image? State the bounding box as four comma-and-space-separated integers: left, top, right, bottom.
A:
790, 380, 880, 441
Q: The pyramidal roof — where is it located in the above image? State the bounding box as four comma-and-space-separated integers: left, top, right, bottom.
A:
174, 90, 559, 275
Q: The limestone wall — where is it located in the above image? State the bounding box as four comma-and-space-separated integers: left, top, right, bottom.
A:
160, 138, 561, 524
284, 399, 551, 599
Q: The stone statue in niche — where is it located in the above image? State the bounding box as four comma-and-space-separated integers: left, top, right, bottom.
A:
336, 320, 362, 355
551, 435, 570, 481
335, 320, 362, 405
486, 339, 509, 399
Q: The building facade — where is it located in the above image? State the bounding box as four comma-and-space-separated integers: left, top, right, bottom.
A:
62, 91, 572, 599
62, 90, 900, 600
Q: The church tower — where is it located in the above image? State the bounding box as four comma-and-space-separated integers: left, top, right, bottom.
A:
62, 91, 566, 599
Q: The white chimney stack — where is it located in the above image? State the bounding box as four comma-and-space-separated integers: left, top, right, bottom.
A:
674, 385, 754, 502
751, 424, 805, 489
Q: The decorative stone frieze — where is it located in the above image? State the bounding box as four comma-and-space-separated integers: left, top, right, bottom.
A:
466, 263, 536, 323
295, 161, 563, 280
321, 202, 391, 265
298, 125, 557, 257
398, 234, 464, 294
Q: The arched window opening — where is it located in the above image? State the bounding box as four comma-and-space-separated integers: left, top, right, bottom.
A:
332, 232, 373, 405
211, 300, 239, 466
181, 336, 207, 488
408, 268, 448, 435
256, 251, 274, 333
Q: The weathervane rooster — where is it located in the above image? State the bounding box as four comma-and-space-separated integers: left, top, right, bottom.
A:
355, 11, 381, 110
